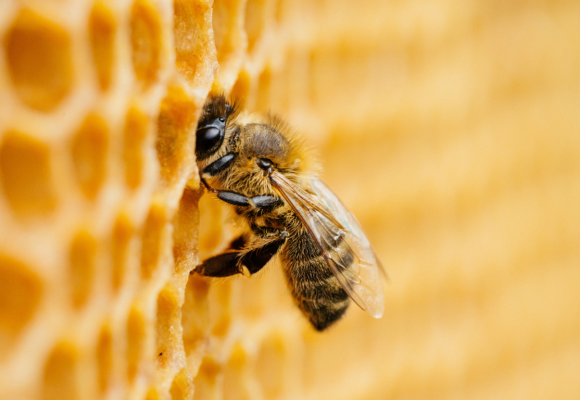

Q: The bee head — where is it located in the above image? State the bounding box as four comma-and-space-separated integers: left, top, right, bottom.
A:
195, 94, 239, 161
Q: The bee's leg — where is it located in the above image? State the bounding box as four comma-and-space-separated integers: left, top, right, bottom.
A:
228, 234, 247, 250
195, 252, 242, 277
201, 152, 235, 177
216, 190, 251, 207
194, 236, 287, 277
210, 191, 284, 211
239, 237, 286, 275
249, 195, 284, 210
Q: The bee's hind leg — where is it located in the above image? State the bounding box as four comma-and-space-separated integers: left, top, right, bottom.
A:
228, 234, 247, 250
194, 252, 242, 277
190, 234, 247, 277
193, 188, 285, 278
239, 237, 286, 275
193, 236, 286, 278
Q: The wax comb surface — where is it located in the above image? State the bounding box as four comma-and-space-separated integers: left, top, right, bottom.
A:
0, 1, 579, 400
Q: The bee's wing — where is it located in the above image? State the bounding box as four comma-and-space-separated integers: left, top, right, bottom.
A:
309, 178, 389, 281
270, 172, 385, 318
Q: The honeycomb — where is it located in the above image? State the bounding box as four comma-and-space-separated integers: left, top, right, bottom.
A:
1, 0, 579, 399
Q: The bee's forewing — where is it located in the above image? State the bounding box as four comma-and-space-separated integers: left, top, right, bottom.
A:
270, 172, 385, 318
309, 178, 385, 318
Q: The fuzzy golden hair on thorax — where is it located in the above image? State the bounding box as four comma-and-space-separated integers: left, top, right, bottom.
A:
217, 114, 316, 198
243, 113, 318, 177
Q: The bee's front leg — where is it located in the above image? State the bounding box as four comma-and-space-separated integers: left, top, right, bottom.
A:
201, 152, 236, 178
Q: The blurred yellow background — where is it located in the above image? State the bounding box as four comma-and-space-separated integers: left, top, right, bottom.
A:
223, 1, 580, 398
0, 0, 579, 399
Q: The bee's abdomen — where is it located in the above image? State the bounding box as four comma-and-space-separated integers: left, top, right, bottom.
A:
282, 230, 353, 331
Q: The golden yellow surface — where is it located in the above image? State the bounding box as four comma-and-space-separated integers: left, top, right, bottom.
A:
0, 0, 579, 399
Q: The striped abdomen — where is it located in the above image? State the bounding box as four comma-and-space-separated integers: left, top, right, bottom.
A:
282, 228, 353, 331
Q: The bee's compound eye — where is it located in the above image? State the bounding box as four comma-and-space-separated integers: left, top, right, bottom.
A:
196, 126, 224, 156
218, 117, 225, 123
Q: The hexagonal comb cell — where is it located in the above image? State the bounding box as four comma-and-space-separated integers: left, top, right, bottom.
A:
182, 275, 210, 356
222, 344, 249, 400
255, 67, 272, 111
244, 0, 266, 54
172, 188, 200, 275
230, 69, 251, 102
255, 335, 286, 399
130, 0, 162, 87
69, 230, 97, 309
3, 9, 73, 111
126, 305, 150, 383
123, 107, 150, 189
111, 214, 133, 292
170, 367, 194, 400
0, 131, 56, 217
96, 325, 113, 394
71, 114, 109, 200
155, 286, 179, 362
140, 204, 167, 279
43, 342, 80, 400
145, 387, 161, 400
89, 3, 116, 91
212, 0, 245, 78
174, 0, 217, 87
156, 86, 197, 187
0, 254, 43, 360
192, 356, 221, 400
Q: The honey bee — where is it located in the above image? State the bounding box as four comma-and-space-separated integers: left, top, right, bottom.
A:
193, 94, 385, 331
